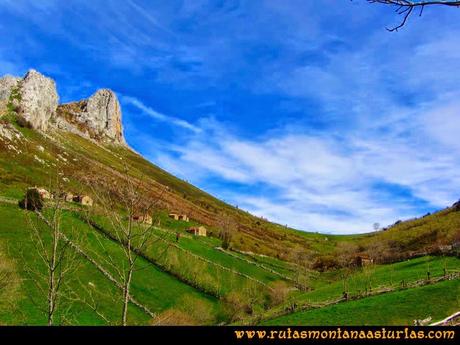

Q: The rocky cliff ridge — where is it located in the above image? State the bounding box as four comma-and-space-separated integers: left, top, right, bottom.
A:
0, 69, 125, 145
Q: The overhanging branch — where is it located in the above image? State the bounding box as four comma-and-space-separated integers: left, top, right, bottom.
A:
364, 1, 460, 31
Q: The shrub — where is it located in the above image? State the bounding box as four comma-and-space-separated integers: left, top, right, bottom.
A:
312, 255, 339, 272
18, 189, 44, 211
178, 295, 215, 325
268, 281, 290, 307
16, 115, 33, 129
221, 231, 231, 250
150, 295, 216, 325
221, 291, 249, 322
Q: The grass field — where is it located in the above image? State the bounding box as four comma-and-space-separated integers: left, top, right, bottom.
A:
0, 203, 221, 325
1, 119, 460, 267
236, 255, 460, 325
294, 255, 460, 303
263, 279, 460, 325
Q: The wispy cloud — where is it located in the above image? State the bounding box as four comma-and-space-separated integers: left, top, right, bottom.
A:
145, 89, 460, 234
121, 96, 201, 133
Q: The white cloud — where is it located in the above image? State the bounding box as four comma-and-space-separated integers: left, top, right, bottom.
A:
422, 100, 460, 153
121, 96, 202, 133
142, 89, 460, 234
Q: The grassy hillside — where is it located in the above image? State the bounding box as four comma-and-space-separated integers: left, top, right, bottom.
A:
1, 108, 460, 266
238, 255, 460, 325
0, 203, 221, 325
1, 104, 460, 326
263, 279, 460, 326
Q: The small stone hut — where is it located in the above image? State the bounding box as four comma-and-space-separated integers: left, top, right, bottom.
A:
168, 213, 180, 220
179, 214, 189, 222
353, 254, 374, 267
59, 192, 74, 202
132, 214, 153, 225
73, 195, 93, 207
186, 226, 207, 237
169, 213, 189, 222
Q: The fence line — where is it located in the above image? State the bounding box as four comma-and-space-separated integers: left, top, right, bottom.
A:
244, 271, 460, 325
148, 228, 273, 290
84, 217, 272, 298
215, 247, 297, 283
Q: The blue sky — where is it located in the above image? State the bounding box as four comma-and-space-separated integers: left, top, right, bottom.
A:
1, 0, 460, 234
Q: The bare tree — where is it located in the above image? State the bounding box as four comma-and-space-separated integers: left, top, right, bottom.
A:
362, 262, 375, 295
292, 248, 313, 291
25, 191, 80, 325
218, 213, 236, 250
82, 169, 163, 326
66, 280, 112, 325
364, 1, 460, 31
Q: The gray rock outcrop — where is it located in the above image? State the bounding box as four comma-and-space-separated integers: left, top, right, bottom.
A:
56, 89, 125, 144
19, 69, 59, 131
0, 69, 125, 145
86, 89, 124, 144
0, 75, 20, 101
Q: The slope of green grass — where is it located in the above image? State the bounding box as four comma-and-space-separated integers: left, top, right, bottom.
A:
239, 255, 460, 325
0, 203, 221, 325
151, 226, 287, 284
263, 278, 460, 325
295, 256, 460, 303
2, 122, 459, 268
86, 213, 291, 298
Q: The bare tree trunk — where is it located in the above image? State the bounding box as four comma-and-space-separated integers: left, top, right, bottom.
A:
47, 233, 57, 326
121, 267, 133, 326
121, 219, 133, 326
47, 216, 63, 326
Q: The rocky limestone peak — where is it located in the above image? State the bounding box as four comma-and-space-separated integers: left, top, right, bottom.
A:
19, 69, 59, 131
0, 69, 125, 145
86, 89, 125, 144
56, 89, 125, 145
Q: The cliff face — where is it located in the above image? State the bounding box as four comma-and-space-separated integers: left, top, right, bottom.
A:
57, 89, 125, 144
0, 69, 125, 145
20, 69, 59, 131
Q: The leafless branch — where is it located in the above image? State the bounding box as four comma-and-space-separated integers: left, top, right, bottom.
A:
363, 0, 460, 31
80, 165, 164, 325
